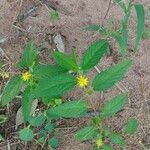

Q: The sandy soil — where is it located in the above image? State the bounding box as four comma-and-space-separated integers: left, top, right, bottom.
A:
0, 0, 150, 150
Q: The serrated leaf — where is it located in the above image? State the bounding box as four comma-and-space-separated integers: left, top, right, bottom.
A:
80, 40, 109, 70
82, 25, 107, 34
48, 136, 59, 149
92, 59, 132, 91
17, 41, 38, 69
33, 64, 67, 80
47, 100, 88, 119
52, 51, 79, 71
134, 4, 145, 51
19, 127, 34, 141
124, 118, 138, 134
31, 74, 76, 100
102, 144, 112, 150
74, 126, 98, 141
100, 93, 128, 117
1, 75, 23, 106
29, 113, 46, 127
21, 87, 33, 122
109, 132, 126, 146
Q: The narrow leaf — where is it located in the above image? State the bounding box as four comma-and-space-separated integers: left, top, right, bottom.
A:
81, 40, 109, 70
22, 87, 33, 122
92, 59, 132, 91
47, 100, 88, 119
101, 93, 128, 117
1, 75, 23, 106
134, 4, 145, 51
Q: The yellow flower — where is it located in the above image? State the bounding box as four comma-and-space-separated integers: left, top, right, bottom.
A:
96, 139, 103, 148
77, 75, 88, 88
22, 71, 32, 81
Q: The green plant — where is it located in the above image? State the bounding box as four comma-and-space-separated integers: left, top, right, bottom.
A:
0, 0, 145, 149
82, 0, 145, 56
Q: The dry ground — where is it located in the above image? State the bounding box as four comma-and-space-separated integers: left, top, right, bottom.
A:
0, 0, 150, 150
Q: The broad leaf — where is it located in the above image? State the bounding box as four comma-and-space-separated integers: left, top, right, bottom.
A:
1, 75, 23, 106
124, 118, 138, 134
17, 41, 38, 69
134, 4, 145, 51
92, 59, 132, 91
31, 74, 76, 100
74, 126, 98, 141
33, 64, 67, 80
101, 93, 128, 117
48, 136, 59, 149
102, 144, 112, 150
29, 113, 46, 127
52, 51, 79, 71
109, 132, 126, 146
81, 40, 109, 70
47, 100, 88, 119
19, 127, 34, 141
44, 123, 55, 132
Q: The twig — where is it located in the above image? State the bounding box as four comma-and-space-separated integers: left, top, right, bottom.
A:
104, 0, 112, 19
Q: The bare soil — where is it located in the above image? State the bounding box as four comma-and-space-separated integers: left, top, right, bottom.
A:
0, 0, 150, 150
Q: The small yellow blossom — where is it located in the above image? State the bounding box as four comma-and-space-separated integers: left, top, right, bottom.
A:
22, 71, 32, 81
77, 75, 88, 88
96, 139, 103, 148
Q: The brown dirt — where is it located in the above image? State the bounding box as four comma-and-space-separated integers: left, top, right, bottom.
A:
0, 0, 150, 150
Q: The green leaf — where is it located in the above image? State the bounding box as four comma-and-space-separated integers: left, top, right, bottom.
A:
29, 113, 46, 127
74, 126, 98, 141
109, 132, 126, 146
38, 136, 45, 144
47, 100, 88, 119
124, 118, 138, 134
82, 25, 107, 34
115, 0, 126, 13
44, 123, 55, 132
49, 10, 59, 23
100, 93, 128, 117
17, 41, 38, 69
19, 127, 34, 141
52, 51, 79, 71
102, 144, 113, 150
111, 31, 127, 55
21, 87, 33, 123
0, 114, 7, 124
80, 40, 109, 70
0, 134, 4, 141
33, 64, 67, 80
134, 4, 145, 51
48, 136, 59, 149
31, 74, 76, 100
1, 75, 23, 106
92, 59, 132, 91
